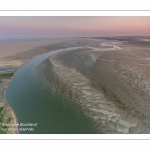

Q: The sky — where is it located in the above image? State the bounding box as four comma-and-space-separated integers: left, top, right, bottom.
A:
0, 16, 150, 38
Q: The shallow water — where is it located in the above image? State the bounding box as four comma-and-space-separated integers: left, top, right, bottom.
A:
6, 47, 102, 134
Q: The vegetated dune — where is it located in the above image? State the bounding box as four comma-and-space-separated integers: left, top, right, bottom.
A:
0, 78, 18, 134
36, 39, 150, 133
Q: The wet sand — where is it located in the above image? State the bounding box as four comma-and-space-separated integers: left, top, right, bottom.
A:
36, 38, 150, 133
1, 37, 150, 133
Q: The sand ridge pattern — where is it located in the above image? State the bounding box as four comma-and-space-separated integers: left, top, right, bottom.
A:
36, 39, 150, 134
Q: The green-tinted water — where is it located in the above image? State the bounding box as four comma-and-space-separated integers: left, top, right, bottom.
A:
6, 48, 102, 134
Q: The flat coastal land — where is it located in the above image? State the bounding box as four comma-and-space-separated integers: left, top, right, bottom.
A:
1, 37, 150, 134
36, 37, 150, 133
0, 38, 70, 134
0, 38, 68, 68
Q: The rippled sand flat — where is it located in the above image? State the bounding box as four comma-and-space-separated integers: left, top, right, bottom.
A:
36, 38, 150, 133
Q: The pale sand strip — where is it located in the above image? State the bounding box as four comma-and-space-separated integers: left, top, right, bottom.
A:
0, 39, 66, 68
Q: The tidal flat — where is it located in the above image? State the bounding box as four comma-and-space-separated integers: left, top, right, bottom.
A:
2, 37, 150, 134
36, 37, 150, 133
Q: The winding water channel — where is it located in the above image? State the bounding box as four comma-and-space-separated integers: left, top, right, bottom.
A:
6, 47, 101, 134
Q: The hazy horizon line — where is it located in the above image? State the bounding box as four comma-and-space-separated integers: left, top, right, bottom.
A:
0, 35, 150, 41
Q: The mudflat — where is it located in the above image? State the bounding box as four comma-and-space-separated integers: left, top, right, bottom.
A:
1, 37, 150, 133
36, 37, 150, 133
